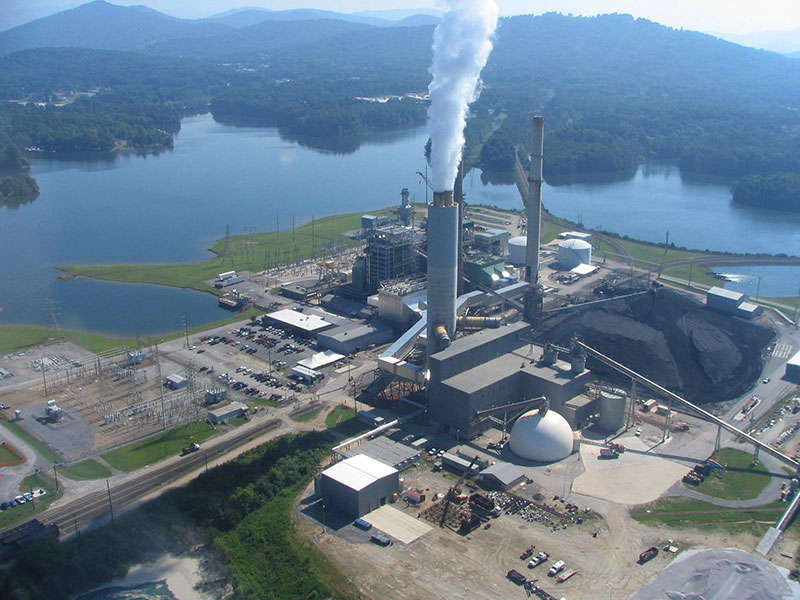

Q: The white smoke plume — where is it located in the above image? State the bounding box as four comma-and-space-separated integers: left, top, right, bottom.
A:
428, 0, 499, 192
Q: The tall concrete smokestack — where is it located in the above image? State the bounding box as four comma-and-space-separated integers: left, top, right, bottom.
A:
526, 116, 544, 284
427, 190, 459, 356
454, 158, 465, 296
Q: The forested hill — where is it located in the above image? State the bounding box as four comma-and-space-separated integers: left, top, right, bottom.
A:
0, 1, 231, 55
4, 8, 800, 208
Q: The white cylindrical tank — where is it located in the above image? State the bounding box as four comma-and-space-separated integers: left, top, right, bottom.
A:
508, 236, 527, 266
509, 408, 574, 462
558, 239, 592, 269
598, 390, 626, 432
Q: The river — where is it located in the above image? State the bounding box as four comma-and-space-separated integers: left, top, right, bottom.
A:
1, 114, 798, 336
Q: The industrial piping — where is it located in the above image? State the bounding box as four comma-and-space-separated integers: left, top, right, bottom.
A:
427, 190, 459, 357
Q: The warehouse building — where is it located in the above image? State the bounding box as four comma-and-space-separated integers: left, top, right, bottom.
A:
207, 401, 248, 424
265, 308, 334, 337
706, 287, 763, 319
164, 374, 187, 390
316, 321, 394, 355
342, 437, 420, 471
478, 462, 526, 491
787, 350, 800, 381
317, 454, 399, 518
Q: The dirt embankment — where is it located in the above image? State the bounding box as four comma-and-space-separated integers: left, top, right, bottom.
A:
540, 289, 775, 404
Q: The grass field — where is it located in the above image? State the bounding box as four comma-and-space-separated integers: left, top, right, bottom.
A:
59, 458, 112, 480
0, 442, 24, 465
325, 404, 356, 428
57, 209, 383, 292
630, 496, 786, 534
0, 420, 62, 463
0, 308, 260, 355
293, 406, 323, 423
0, 325, 135, 355
101, 421, 217, 472
683, 448, 773, 500
0, 472, 61, 529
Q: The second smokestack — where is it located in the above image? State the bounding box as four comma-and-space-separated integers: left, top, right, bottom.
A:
526, 116, 544, 285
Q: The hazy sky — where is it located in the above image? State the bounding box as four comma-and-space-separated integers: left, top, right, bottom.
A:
2, 0, 800, 34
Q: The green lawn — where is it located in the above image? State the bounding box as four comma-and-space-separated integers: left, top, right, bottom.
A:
229, 416, 249, 427
0, 442, 24, 465
58, 458, 112, 480
661, 263, 720, 288
101, 421, 216, 472
0, 420, 62, 463
57, 209, 380, 291
325, 404, 356, 428
631, 496, 786, 533
292, 406, 323, 423
0, 472, 61, 529
684, 448, 773, 500
0, 325, 135, 355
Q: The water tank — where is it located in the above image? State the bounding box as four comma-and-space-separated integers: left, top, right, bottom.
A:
508, 236, 527, 266
509, 408, 574, 462
558, 239, 592, 269
598, 391, 626, 432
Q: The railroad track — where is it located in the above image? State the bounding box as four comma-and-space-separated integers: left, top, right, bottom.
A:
2, 418, 282, 538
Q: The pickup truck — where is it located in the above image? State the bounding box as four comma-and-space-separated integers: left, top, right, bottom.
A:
181, 443, 200, 455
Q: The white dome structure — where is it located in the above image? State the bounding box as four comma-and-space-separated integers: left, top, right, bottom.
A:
558, 238, 592, 269
508, 236, 527, 266
509, 408, 574, 462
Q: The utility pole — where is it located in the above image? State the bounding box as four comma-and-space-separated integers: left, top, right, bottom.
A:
156, 343, 166, 429
183, 314, 190, 349
53, 463, 59, 491
106, 479, 114, 523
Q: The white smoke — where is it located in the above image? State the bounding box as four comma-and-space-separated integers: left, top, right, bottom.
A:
428, 0, 499, 192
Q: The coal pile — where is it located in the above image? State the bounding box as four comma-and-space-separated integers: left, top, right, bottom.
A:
540, 289, 774, 404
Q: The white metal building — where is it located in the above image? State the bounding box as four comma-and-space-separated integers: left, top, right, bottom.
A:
265, 308, 333, 337
317, 454, 399, 518
787, 350, 800, 381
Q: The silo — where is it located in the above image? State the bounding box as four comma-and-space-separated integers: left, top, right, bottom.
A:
508, 236, 527, 266
598, 391, 626, 432
558, 239, 592, 269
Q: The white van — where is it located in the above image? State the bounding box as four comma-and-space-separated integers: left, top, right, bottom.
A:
548, 560, 565, 576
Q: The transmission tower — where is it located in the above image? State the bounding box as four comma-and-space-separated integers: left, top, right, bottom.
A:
43, 299, 65, 342
220, 224, 235, 266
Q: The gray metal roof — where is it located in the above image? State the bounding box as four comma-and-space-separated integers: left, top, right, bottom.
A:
707, 286, 744, 301
343, 436, 420, 469
480, 462, 525, 487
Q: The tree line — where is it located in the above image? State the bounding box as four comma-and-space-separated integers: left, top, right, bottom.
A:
0, 432, 354, 600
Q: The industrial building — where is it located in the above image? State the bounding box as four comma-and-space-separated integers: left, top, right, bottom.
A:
207, 401, 247, 424
316, 321, 394, 355
426, 321, 596, 438
706, 287, 763, 319
316, 454, 399, 518
787, 350, 800, 381
364, 225, 419, 294
164, 374, 187, 390
265, 308, 334, 337
341, 436, 420, 470
478, 462, 526, 490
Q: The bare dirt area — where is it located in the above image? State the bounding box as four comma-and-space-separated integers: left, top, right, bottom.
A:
297, 443, 786, 600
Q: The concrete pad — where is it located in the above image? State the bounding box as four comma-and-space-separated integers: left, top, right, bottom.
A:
573, 437, 688, 504
363, 505, 431, 544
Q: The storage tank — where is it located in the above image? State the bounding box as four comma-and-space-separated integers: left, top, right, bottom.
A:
508, 236, 527, 266
509, 408, 574, 462
598, 390, 626, 432
558, 239, 592, 269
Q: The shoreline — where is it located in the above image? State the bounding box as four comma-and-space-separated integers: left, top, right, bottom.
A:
71, 554, 211, 600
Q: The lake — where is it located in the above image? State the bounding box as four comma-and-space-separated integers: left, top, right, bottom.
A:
1, 114, 798, 336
